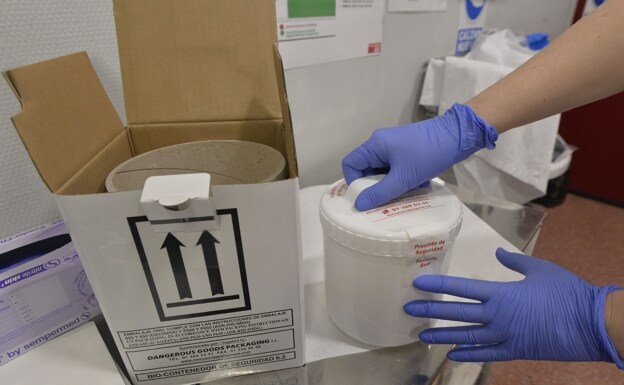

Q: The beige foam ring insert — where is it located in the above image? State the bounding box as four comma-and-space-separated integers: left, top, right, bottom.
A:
105, 140, 286, 192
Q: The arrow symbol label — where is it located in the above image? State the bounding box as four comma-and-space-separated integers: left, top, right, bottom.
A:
129, 208, 250, 321
161, 233, 192, 300
197, 230, 224, 296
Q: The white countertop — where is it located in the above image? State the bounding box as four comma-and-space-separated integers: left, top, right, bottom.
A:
3, 321, 128, 385
1, 184, 523, 384
300, 185, 522, 363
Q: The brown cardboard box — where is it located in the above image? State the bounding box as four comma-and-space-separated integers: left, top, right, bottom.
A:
4, 0, 297, 194
4, 1, 304, 384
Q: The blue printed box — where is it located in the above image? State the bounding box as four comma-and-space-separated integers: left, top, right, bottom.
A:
0, 220, 101, 366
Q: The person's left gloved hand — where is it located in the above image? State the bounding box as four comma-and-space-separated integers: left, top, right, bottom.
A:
404, 248, 624, 366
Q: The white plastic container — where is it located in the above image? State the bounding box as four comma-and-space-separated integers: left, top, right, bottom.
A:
319, 176, 463, 346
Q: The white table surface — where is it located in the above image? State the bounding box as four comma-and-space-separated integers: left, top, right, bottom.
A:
2, 321, 127, 385
300, 185, 522, 363
1, 184, 523, 384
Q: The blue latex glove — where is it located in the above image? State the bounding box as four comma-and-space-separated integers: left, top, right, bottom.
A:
342, 103, 498, 211
526, 32, 550, 51
404, 248, 624, 367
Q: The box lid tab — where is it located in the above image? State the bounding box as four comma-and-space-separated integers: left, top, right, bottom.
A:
114, 0, 282, 125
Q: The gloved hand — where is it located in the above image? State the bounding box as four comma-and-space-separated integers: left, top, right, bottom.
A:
404, 248, 624, 367
342, 103, 498, 211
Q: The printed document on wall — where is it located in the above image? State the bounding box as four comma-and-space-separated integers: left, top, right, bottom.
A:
388, 0, 447, 13
455, 0, 488, 55
276, 0, 384, 69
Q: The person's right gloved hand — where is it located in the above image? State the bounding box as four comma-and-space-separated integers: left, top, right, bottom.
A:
404, 248, 624, 368
342, 103, 498, 211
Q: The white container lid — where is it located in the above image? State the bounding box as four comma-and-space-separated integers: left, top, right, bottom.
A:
320, 176, 463, 257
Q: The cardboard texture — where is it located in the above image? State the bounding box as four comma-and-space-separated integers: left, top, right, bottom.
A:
2, 53, 133, 195
113, 0, 282, 125
4, 1, 304, 384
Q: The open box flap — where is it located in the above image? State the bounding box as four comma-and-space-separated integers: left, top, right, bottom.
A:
113, 0, 283, 125
3, 52, 133, 194
272, 45, 299, 179
126, 47, 299, 177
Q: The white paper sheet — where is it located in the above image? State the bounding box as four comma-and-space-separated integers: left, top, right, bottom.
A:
388, 0, 447, 13
276, 0, 385, 69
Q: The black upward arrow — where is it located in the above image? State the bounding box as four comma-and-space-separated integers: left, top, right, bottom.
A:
197, 231, 224, 295
161, 233, 192, 300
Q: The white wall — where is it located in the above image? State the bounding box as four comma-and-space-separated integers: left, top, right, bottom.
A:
290, 0, 577, 188
0, 1, 125, 239
487, 0, 577, 38
0, 0, 576, 238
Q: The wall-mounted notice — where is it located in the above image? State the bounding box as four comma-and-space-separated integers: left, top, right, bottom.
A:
455, 0, 488, 55
583, 0, 604, 16
388, 0, 448, 13
276, 0, 385, 69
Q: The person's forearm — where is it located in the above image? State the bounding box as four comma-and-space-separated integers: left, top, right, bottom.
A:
467, 0, 624, 133
606, 290, 624, 360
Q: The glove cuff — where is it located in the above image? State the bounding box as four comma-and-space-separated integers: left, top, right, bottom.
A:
596, 285, 624, 369
448, 103, 499, 163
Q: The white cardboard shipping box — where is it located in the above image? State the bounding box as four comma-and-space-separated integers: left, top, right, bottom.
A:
3, 1, 304, 384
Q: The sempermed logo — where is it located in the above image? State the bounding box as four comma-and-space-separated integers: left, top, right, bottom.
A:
44, 259, 61, 269
466, 0, 486, 21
